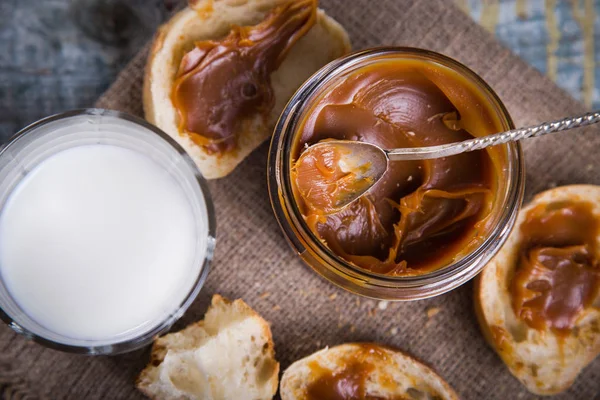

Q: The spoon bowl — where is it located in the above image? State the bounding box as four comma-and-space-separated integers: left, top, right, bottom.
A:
313, 140, 388, 181
292, 140, 388, 213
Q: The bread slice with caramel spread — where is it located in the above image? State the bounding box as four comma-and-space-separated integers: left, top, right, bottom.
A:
475, 185, 600, 395
137, 295, 279, 400
280, 343, 459, 400
144, 0, 351, 179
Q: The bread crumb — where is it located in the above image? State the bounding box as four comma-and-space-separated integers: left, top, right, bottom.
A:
390, 327, 398, 335
378, 301, 389, 310
329, 293, 337, 300
259, 292, 270, 299
407, 131, 416, 136
349, 325, 356, 333
407, 175, 413, 182
426, 307, 441, 318
586, 163, 594, 171
368, 308, 377, 317
272, 305, 281, 311
355, 298, 361, 306
136, 295, 277, 399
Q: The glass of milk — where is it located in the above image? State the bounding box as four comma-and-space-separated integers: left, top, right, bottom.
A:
0, 109, 215, 354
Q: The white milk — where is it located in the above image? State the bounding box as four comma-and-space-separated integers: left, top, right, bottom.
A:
0, 144, 200, 341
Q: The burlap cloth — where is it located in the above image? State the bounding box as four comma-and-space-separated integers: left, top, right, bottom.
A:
1, 1, 599, 399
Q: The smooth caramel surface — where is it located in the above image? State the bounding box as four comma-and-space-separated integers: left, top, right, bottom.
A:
291, 57, 505, 275
511, 201, 600, 334
172, 0, 316, 154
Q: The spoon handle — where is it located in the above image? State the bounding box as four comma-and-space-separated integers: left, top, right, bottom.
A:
386, 110, 600, 161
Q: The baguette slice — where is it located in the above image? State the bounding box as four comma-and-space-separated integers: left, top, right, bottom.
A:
137, 295, 279, 400
280, 343, 459, 400
475, 185, 600, 395
144, 0, 351, 179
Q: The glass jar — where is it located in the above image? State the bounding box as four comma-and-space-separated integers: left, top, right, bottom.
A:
268, 47, 524, 300
0, 109, 216, 354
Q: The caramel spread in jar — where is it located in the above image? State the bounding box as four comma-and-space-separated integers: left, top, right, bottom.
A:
305, 344, 408, 400
290, 58, 506, 275
172, 0, 316, 154
511, 201, 600, 335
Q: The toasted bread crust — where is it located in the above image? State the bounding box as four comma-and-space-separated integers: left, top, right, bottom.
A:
475, 185, 600, 395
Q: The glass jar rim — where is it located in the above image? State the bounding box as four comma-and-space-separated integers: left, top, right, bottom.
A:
0, 108, 216, 354
268, 47, 525, 300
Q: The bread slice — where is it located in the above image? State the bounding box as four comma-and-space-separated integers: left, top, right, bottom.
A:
144, 0, 351, 179
137, 295, 279, 400
475, 185, 600, 395
280, 343, 459, 400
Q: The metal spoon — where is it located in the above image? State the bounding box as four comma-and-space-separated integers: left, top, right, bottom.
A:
297, 110, 600, 213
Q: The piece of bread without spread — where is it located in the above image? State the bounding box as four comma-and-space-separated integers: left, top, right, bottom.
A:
144, 0, 351, 179
475, 185, 600, 395
137, 295, 279, 400
280, 343, 459, 400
